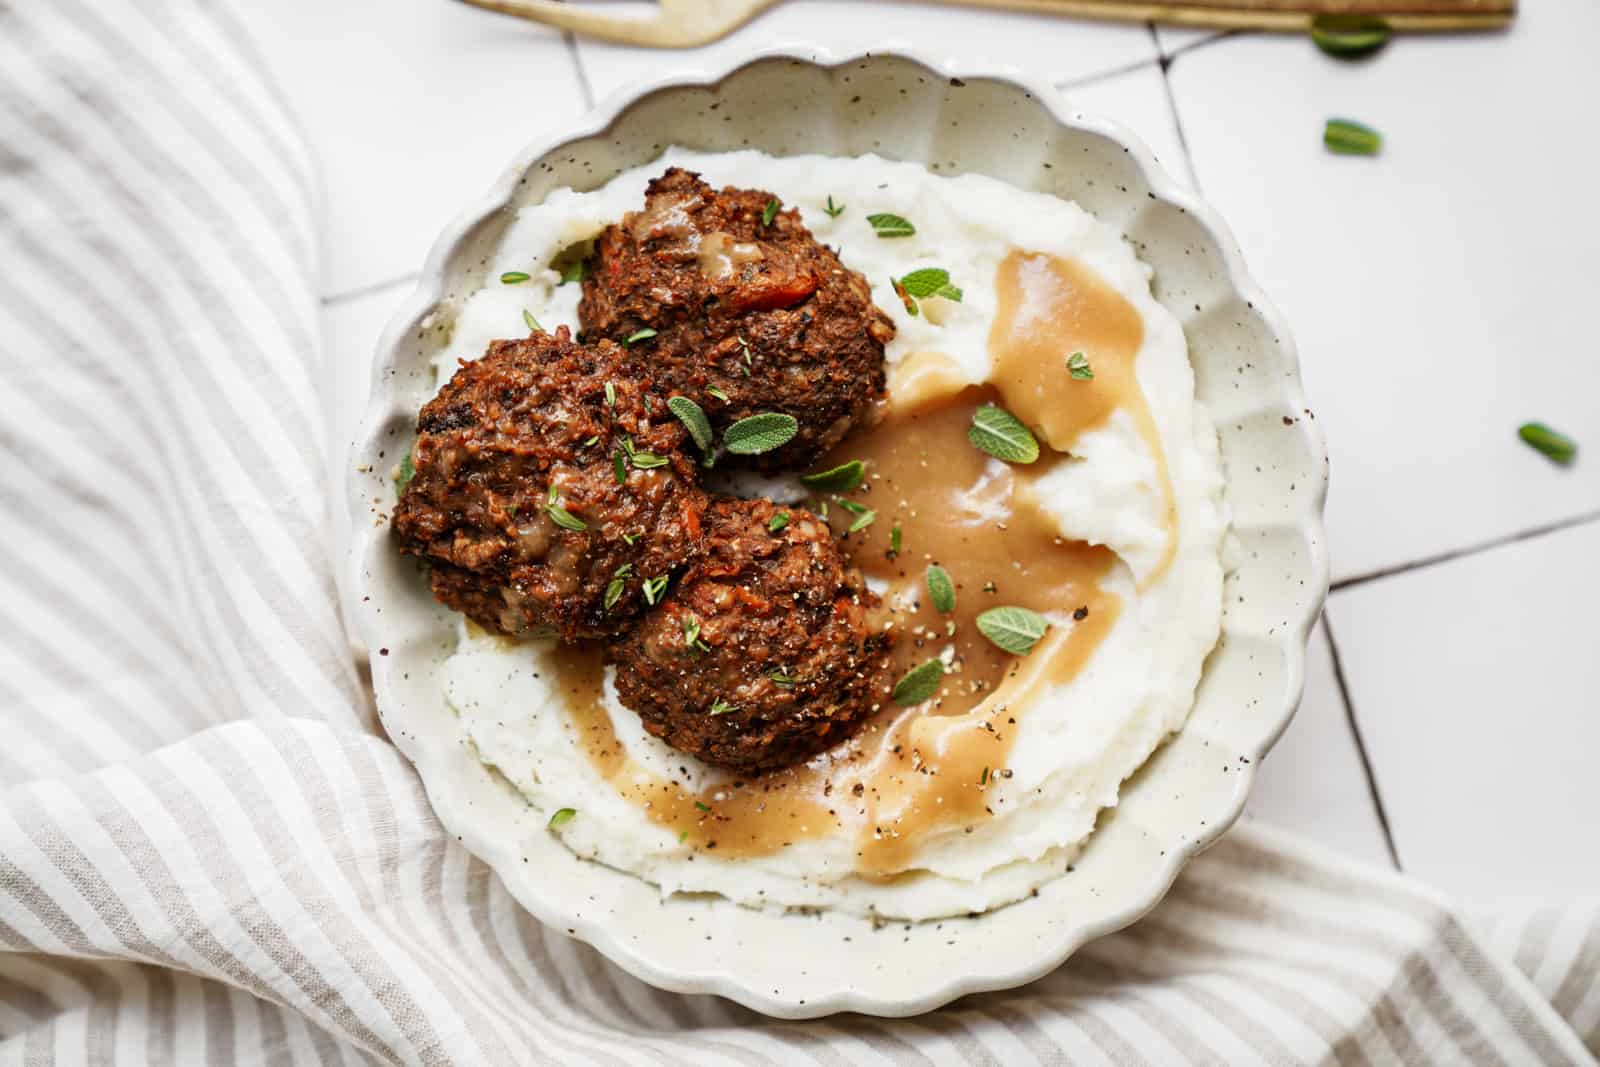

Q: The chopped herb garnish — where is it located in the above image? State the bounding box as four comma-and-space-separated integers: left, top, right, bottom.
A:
604, 380, 616, 408
724, 412, 799, 455
612, 449, 627, 485
667, 395, 715, 454
969, 403, 1040, 464
682, 615, 702, 648
1519, 422, 1577, 464
738, 337, 753, 368
603, 577, 625, 612
614, 563, 634, 579
837, 498, 875, 533
500, 271, 531, 284
625, 327, 658, 346
642, 574, 670, 606
867, 212, 915, 238
768, 511, 790, 533
619, 435, 635, 457
818, 499, 828, 519
1067, 352, 1094, 380
547, 807, 576, 829
694, 800, 712, 812
394, 452, 415, 497
979, 767, 989, 786
976, 606, 1049, 655
706, 385, 729, 402
768, 670, 796, 687
709, 698, 738, 716
546, 485, 559, 506
522, 308, 543, 333
823, 195, 845, 219
630, 451, 669, 470
546, 500, 587, 532
761, 198, 780, 227
582, 434, 600, 447
926, 564, 956, 614
679, 829, 689, 844
799, 460, 864, 493
891, 277, 918, 317
890, 524, 902, 555
621, 532, 638, 545
1310, 14, 1391, 58
1324, 118, 1381, 156
892, 659, 944, 706
896, 267, 963, 302
560, 260, 587, 285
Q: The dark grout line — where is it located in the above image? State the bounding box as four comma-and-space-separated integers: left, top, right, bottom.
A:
564, 31, 596, 110
1323, 616, 1403, 871
1148, 24, 1203, 193
322, 272, 420, 307
1053, 56, 1160, 92
1331, 507, 1600, 593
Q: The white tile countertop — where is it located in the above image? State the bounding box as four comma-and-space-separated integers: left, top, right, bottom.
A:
249, 0, 1600, 904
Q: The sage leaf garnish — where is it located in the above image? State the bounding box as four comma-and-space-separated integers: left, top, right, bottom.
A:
724, 412, 799, 455
1067, 352, 1094, 380
976, 606, 1049, 655
523, 308, 543, 333
1324, 118, 1381, 156
761, 198, 780, 227
625, 327, 658, 345
799, 460, 864, 493
926, 564, 956, 614
394, 452, 415, 497
968, 403, 1040, 464
629, 451, 669, 471
546, 501, 587, 532
668, 395, 714, 454
500, 271, 530, 284
892, 659, 944, 706
897, 268, 963, 302
1310, 14, 1391, 58
547, 807, 576, 829
867, 212, 915, 238
1519, 422, 1577, 464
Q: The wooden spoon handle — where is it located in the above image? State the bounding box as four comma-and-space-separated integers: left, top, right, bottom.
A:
916, 0, 1514, 31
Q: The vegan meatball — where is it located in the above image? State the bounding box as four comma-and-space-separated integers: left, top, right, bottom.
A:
606, 497, 893, 774
392, 326, 706, 640
579, 167, 895, 470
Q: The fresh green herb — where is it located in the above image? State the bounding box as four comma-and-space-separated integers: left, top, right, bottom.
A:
823, 195, 845, 219
694, 800, 712, 812
547, 807, 576, 829
968, 403, 1040, 464
604, 380, 616, 408
547, 485, 559, 506
546, 500, 588, 532
818, 499, 828, 519
706, 385, 729, 402
891, 277, 918, 317
603, 577, 626, 612
394, 452, 415, 497
896, 268, 963, 302
1324, 118, 1381, 156
738, 337, 753, 370
724, 412, 799, 455
926, 564, 956, 614
522, 308, 543, 333
768, 670, 796, 687
614, 563, 634, 579
678, 829, 689, 844
642, 574, 670, 606
630, 451, 670, 471
837, 498, 876, 533
768, 511, 790, 533
799, 460, 864, 493
890, 524, 902, 555
976, 606, 1049, 655
979, 767, 989, 786
892, 659, 944, 706
560, 260, 587, 285
500, 271, 531, 284
867, 212, 915, 238
582, 434, 600, 447
613, 449, 627, 485
668, 396, 715, 454
682, 615, 702, 648
709, 698, 738, 716
625, 327, 658, 346
761, 198, 780, 227
1518, 422, 1578, 464
1067, 352, 1094, 381
1310, 14, 1391, 58
621, 532, 638, 545
619, 435, 635, 457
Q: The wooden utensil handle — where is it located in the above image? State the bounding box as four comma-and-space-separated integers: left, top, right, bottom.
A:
917, 0, 1514, 31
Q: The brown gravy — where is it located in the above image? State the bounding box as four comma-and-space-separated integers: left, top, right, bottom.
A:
544, 250, 1172, 877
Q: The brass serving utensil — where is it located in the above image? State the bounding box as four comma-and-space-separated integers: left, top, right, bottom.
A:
460, 0, 1514, 49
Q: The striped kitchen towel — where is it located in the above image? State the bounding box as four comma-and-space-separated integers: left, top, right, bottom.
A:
1, 0, 1596, 1062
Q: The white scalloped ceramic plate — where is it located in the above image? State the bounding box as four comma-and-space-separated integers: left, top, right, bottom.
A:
346, 45, 1328, 1019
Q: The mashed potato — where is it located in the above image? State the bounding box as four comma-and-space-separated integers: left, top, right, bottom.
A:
434, 149, 1227, 921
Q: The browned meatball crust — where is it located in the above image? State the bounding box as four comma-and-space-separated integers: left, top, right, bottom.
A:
579, 167, 895, 470
392, 326, 707, 640
606, 497, 893, 774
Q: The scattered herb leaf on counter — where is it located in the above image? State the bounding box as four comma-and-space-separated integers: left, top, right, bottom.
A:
892, 659, 945, 706
768, 511, 790, 533
522, 308, 543, 333
667, 395, 714, 454
1518, 422, 1578, 464
968, 403, 1041, 464
642, 575, 670, 606
799, 459, 864, 492
976, 606, 1049, 655
1310, 14, 1391, 58
1067, 352, 1094, 380
897, 268, 963, 302
926, 564, 956, 614
1324, 118, 1382, 156
761, 198, 780, 227
867, 212, 915, 238
625, 327, 658, 345
394, 452, 415, 497
709, 698, 738, 716
500, 271, 530, 284
724, 412, 799, 455
560, 260, 587, 285
547, 808, 576, 829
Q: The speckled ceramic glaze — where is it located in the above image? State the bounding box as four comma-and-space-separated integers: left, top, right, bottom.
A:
347, 46, 1328, 1019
